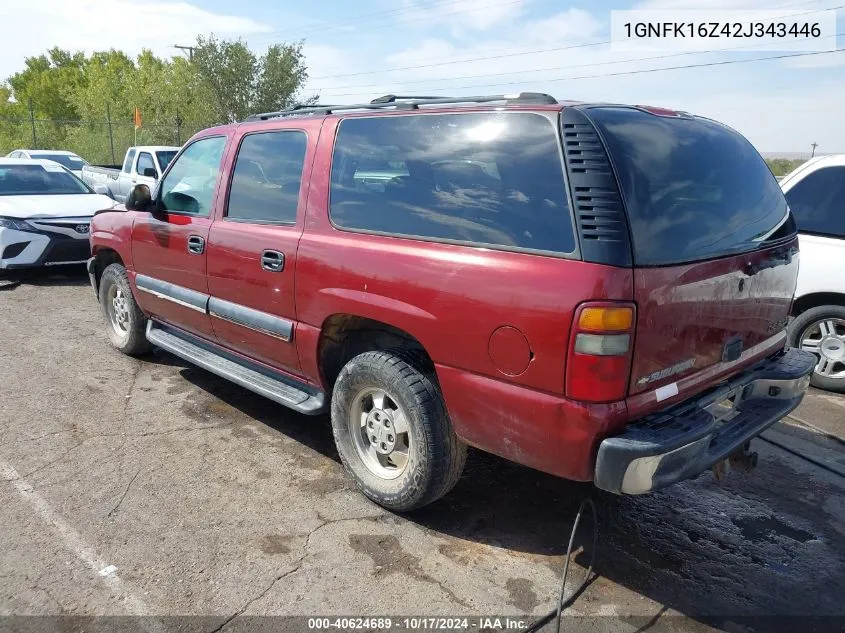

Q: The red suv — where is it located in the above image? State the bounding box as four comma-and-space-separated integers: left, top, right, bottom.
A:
87, 93, 815, 510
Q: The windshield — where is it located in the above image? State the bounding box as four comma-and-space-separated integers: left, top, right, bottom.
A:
35, 154, 88, 170
0, 164, 91, 196
587, 107, 794, 266
156, 151, 178, 171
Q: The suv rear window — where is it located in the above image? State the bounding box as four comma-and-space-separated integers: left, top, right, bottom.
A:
330, 112, 575, 255
587, 107, 794, 266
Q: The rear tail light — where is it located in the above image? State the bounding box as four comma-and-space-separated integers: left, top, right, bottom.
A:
566, 302, 636, 403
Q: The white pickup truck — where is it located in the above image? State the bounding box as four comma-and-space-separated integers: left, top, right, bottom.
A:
782, 154, 845, 393
81, 146, 179, 203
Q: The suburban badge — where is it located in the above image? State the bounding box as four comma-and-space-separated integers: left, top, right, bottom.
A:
637, 358, 697, 386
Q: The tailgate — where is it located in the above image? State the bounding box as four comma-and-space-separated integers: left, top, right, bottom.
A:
580, 105, 799, 406
630, 240, 798, 397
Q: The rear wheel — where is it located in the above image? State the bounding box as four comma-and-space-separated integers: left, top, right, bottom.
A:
330, 350, 466, 511
98, 263, 151, 356
789, 305, 845, 393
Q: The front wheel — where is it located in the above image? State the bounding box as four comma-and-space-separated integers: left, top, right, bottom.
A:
98, 263, 152, 356
330, 350, 466, 511
789, 305, 845, 393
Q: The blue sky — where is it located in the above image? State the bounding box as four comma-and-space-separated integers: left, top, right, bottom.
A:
1, 0, 844, 153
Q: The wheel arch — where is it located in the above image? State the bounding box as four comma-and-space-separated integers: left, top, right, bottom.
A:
316, 313, 434, 391
90, 246, 125, 293
792, 292, 845, 316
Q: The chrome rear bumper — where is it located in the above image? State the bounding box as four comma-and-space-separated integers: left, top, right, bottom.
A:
594, 348, 816, 495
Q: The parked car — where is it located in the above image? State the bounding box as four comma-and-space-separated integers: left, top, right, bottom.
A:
81, 146, 179, 203
6, 149, 89, 179
781, 155, 845, 392
86, 94, 815, 511
0, 158, 116, 269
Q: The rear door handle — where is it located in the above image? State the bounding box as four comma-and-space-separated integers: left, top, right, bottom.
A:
187, 235, 205, 255
261, 250, 285, 272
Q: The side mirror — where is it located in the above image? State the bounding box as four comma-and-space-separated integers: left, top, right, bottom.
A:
125, 184, 153, 212
142, 167, 158, 179
92, 184, 114, 199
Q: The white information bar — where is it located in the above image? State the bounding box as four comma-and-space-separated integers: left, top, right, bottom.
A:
610, 9, 837, 52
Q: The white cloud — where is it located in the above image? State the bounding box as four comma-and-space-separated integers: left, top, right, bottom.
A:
0, 0, 271, 79
633, 0, 825, 8
685, 81, 845, 152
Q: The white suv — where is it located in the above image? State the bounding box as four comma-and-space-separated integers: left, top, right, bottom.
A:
782, 154, 845, 392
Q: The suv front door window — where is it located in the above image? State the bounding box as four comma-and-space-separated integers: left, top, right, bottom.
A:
158, 137, 227, 216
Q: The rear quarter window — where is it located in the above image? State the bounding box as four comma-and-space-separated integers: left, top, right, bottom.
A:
587, 107, 794, 266
329, 112, 576, 255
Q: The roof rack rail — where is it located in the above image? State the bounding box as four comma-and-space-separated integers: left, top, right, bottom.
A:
370, 95, 448, 104
243, 92, 559, 122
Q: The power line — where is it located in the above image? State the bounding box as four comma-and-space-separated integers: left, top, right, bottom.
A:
318, 48, 845, 98
308, 0, 839, 81
313, 30, 844, 93
310, 40, 607, 81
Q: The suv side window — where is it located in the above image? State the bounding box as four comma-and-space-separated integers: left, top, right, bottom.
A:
158, 136, 227, 217
785, 166, 845, 238
329, 112, 575, 255
122, 149, 136, 173
137, 152, 155, 177
226, 131, 307, 224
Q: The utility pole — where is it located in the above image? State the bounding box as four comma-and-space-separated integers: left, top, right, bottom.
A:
811, 142, 818, 158
174, 45, 195, 61
175, 112, 183, 145
106, 103, 116, 165
28, 98, 36, 147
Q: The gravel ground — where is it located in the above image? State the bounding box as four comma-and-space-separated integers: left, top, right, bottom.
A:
1, 267, 844, 633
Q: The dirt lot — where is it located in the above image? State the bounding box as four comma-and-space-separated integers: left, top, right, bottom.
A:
1, 267, 844, 633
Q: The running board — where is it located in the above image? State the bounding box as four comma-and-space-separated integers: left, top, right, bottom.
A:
145, 321, 326, 415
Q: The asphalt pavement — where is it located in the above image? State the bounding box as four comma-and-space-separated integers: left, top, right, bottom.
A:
1, 267, 844, 633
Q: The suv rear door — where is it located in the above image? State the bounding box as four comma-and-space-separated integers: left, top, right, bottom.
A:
577, 107, 798, 415
205, 121, 320, 374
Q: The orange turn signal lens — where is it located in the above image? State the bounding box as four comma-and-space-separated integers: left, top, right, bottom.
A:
578, 307, 633, 332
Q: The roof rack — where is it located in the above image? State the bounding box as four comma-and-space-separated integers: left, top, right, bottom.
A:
244, 92, 558, 122
370, 95, 448, 104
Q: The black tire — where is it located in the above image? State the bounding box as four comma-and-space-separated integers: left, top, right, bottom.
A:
98, 263, 152, 356
330, 350, 466, 512
788, 304, 845, 393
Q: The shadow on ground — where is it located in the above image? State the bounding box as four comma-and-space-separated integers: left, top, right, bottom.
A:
0, 264, 89, 288
143, 349, 845, 631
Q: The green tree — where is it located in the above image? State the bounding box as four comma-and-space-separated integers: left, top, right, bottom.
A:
193, 35, 315, 122
766, 157, 806, 177
1, 36, 314, 160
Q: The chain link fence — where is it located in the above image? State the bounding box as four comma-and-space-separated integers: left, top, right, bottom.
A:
0, 115, 210, 165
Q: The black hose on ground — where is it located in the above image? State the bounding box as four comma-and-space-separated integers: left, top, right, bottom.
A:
524, 498, 598, 633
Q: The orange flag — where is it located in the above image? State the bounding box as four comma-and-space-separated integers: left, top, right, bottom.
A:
133, 107, 142, 130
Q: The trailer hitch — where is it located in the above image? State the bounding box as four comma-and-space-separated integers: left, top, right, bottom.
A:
712, 441, 759, 482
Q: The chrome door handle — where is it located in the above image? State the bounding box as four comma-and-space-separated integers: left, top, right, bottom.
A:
187, 235, 205, 255
261, 250, 285, 272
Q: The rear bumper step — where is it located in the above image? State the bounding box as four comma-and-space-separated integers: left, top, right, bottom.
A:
145, 320, 326, 415
595, 348, 816, 494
